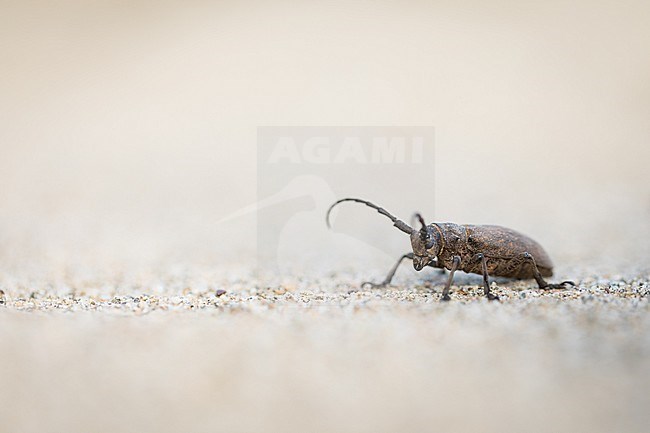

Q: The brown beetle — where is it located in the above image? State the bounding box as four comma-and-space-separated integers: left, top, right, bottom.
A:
326, 198, 575, 301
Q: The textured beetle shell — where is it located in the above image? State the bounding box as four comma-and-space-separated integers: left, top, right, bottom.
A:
434, 223, 553, 279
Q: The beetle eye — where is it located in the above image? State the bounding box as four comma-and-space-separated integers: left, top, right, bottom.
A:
425, 236, 435, 250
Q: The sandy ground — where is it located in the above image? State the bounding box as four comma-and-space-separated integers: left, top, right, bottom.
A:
1, 258, 649, 433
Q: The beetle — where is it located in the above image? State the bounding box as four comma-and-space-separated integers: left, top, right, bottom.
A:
326, 197, 575, 301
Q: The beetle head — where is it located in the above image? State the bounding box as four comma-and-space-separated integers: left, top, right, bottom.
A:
410, 213, 438, 271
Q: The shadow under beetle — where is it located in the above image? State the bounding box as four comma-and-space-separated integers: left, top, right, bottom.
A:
326, 198, 575, 301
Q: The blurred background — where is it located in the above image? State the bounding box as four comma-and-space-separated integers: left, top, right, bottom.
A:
1, 0, 649, 278
1, 2, 650, 433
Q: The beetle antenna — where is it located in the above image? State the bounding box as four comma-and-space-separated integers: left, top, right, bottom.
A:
415, 213, 428, 240
326, 198, 413, 234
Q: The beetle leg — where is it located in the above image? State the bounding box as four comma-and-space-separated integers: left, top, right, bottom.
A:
523, 252, 576, 290
361, 253, 414, 288
475, 253, 499, 301
441, 256, 461, 301
361, 254, 444, 289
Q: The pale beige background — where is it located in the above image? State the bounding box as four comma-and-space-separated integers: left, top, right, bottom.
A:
1, 1, 649, 433
2, 0, 649, 269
